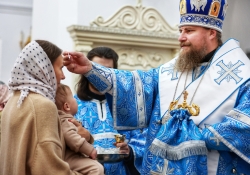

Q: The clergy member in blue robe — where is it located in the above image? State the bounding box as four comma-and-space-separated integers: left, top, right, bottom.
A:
74, 95, 147, 175
63, 0, 250, 174
73, 46, 146, 175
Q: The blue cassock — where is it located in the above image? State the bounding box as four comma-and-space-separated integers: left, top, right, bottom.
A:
74, 97, 147, 175
85, 39, 250, 175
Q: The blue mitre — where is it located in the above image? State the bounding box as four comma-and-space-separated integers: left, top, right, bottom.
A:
179, 0, 229, 32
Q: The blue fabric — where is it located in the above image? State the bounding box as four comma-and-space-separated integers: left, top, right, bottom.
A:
74, 97, 146, 175
179, 0, 228, 32
84, 65, 158, 130
150, 109, 207, 174
202, 113, 250, 174
86, 59, 250, 175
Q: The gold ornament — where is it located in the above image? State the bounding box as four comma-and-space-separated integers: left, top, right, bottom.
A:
114, 134, 125, 143
177, 91, 200, 116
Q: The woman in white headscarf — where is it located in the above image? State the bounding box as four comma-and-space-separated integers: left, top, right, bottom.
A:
0, 40, 82, 175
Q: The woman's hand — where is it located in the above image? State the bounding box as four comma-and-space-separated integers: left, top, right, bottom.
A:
69, 118, 91, 142
63, 51, 92, 74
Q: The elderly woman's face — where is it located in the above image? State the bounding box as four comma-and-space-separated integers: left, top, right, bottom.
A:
53, 54, 65, 86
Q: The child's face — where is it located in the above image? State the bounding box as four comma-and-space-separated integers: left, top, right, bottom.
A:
66, 88, 78, 116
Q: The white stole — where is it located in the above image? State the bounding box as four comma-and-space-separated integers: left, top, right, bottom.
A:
159, 39, 250, 128
159, 38, 250, 174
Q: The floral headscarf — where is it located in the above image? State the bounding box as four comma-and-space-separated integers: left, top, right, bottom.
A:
8, 41, 57, 107
0, 84, 10, 111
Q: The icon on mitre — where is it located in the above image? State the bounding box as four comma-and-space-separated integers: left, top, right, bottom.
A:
209, 0, 221, 17
180, 0, 187, 15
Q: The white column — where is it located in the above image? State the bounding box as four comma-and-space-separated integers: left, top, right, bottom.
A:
0, 1, 32, 83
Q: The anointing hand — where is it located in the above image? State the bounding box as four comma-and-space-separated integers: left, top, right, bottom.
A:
62, 51, 92, 74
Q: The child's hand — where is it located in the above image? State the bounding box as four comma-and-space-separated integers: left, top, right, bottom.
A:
89, 149, 97, 160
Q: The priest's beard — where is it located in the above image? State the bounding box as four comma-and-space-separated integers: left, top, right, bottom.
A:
175, 40, 208, 72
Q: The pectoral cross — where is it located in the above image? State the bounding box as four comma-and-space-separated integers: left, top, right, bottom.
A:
177, 90, 200, 116
183, 90, 188, 100
177, 90, 189, 109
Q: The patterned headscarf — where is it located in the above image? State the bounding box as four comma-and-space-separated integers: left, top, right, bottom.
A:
8, 41, 57, 107
0, 84, 10, 111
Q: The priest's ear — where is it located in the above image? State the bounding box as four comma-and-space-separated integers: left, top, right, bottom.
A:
208, 29, 217, 39
63, 102, 71, 111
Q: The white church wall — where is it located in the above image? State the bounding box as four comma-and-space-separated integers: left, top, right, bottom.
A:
0, 0, 32, 7
32, 0, 88, 90
0, 0, 32, 84
78, 0, 179, 27
222, 0, 250, 53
